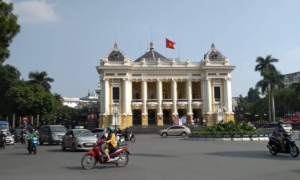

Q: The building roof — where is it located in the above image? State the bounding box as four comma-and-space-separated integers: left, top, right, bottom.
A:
134, 42, 171, 62
204, 43, 227, 62
106, 43, 126, 61
283, 71, 300, 81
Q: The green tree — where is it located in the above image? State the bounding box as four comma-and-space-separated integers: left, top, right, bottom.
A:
256, 69, 284, 121
28, 71, 54, 92
290, 82, 300, 100
0, 1, 21, 62
254, 55, 280, 121
5, 84, 55, 117
246, 87, 261, 103
0, 63, 21, 117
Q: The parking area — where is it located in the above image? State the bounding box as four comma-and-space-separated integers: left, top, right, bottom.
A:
0, 135, 299, 180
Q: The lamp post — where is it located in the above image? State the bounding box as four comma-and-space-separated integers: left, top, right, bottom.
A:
255, 114, 258, 121
264, 113, 267, 121
113, 104, 119, 130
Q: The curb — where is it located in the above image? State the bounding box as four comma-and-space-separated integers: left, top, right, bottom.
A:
184, 134, 272, 141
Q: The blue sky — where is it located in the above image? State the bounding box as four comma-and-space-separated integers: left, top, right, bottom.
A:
3, 0, 300, 98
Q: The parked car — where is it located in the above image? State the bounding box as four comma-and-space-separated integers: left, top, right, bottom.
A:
61, 129, 98, 152
5, 132, 14, 145
39, 125, 67, 145
159, 125, 191, 138
91, 128, 107, 139
257, 122, 293, 134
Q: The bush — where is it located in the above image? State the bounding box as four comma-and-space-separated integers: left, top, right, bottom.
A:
191, 121, 263, 136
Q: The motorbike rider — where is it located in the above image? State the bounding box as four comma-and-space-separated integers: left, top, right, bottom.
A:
27, 129, 36, 151
274, 121, 287, 151
124, 127, 129, 140
116, 127, 122, 134
0, 131, 6, 139
103, 126, 118, 162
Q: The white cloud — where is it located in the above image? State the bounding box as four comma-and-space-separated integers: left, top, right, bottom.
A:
12, 0, 60, 23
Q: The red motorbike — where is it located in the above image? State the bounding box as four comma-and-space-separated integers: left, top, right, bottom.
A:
81, 139, 130, 170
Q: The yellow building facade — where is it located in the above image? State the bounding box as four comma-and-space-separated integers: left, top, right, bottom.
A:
96, 42, 235, 128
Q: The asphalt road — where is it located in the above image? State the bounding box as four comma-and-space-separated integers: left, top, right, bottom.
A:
0, 135, 300, 180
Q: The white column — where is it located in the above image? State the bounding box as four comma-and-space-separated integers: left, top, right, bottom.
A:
123, 79, 128, 114
127, 80, 132, 114
201, 80, 206, 112
104, 79, 109, 114
207, 78, 212, 113
171, 79, 177, 115
224, 78, 232, 113
156, 79, 163, 115
142, 79, 148, 116
186, 79, 193, 115
100, 79, 104, 113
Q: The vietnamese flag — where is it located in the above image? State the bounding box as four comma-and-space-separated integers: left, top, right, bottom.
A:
166, 38, 176, 49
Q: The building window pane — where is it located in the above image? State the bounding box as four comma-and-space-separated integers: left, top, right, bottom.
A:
214, 87, 221, 102
113, 87, 120, 102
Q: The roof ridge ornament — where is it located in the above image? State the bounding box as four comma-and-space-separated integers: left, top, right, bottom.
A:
211, 43, 215, 49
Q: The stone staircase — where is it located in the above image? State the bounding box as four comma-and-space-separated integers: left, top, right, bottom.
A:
128, 125, 205, 134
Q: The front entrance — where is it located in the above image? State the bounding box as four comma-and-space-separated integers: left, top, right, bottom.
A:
163, 110, 170, 125
148, 110, 156, 124
132, 110, 141, 125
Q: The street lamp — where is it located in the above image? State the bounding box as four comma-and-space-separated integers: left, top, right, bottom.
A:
113, 104, 119, 130
264, 113, 267, 121
255, 114, 258, 121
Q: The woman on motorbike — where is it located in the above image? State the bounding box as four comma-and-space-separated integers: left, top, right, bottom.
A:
103, 126, 117, 162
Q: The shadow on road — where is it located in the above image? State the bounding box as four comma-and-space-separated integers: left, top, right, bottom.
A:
292, 169, 300, 173
6, 152, 29, 155
132, 153, 178, 157
204, 150, 299, 160
46, 149, 84, 153
65, 166, 115, 170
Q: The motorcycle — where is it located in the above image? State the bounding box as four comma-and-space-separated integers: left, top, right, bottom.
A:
0, 137, 6, 149
81, 139, 130, 170
125, 133, 136, 143
21, 134, 27, 144
267, 132, 299, 157
28, 137, 38, 155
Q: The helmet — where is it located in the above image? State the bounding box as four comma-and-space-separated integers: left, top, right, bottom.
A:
278, 121, 283, 126
107, 126, 115, 132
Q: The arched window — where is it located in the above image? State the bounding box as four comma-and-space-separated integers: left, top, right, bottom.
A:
163, 90, 168, 99
192, 90, 196, 99
178, 90, 182, 99
148, 89, 155, 99
133, 89, 140, 99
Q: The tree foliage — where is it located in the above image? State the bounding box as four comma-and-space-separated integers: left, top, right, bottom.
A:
28, 71, 54, 92
0, 1, 21, 62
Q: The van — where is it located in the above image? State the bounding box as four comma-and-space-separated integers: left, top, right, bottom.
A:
39, 125, 67, 145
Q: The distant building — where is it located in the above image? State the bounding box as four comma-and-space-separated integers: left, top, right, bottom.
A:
62, 89, 99, 109
283, 71, 300, 86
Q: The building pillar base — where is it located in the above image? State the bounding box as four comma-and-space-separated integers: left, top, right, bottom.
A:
156, 115, 164, 126
202, 114, 216, 126
225, 114, 235, 123
121, 115, 132, 129
142, 116, 148, 126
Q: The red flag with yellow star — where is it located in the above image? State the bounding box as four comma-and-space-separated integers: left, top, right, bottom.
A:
166, 38, 176, 49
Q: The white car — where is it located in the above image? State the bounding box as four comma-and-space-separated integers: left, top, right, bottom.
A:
6, 132, 14, 145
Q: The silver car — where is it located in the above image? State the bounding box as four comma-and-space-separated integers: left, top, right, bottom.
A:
61, 129, 98, 152
39, 125, 67, 145
5, 132, 14, 145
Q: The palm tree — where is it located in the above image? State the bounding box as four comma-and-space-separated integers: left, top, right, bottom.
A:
28, 71, 54, 92
254, 55, 279, 121
256, 69, 284, 121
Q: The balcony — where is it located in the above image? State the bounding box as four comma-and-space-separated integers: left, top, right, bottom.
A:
177, 99, 187, 109
162, 99, 173, 109
192, 99, 202, 108
147, 99, 158, 109
131, 99, 142, 110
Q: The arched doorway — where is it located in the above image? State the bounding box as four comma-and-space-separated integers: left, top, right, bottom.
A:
178, 109, 184, 118
132, 110, 141, 125
148, 110, 155, 124
163, 110, 170, 125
